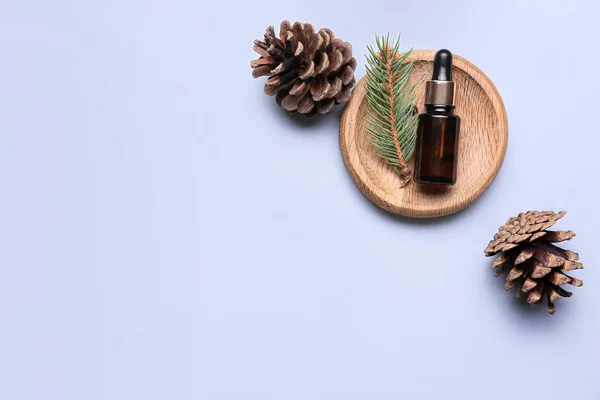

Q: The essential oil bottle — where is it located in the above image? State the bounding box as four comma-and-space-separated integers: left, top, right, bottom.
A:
414, 49, 461, 185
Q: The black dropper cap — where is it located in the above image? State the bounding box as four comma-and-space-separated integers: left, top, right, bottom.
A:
432, 49, 453, 81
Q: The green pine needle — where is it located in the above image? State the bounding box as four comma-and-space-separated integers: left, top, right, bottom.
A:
364, 34, 418, 182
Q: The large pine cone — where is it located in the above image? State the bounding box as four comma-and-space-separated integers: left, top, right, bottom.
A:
484, 211, 583, 314
251, 21, 357, 117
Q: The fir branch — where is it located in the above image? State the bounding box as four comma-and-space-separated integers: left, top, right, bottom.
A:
364, 34, 418, 186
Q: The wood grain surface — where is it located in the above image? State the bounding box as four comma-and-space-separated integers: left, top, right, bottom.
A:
340, 50, 508, 218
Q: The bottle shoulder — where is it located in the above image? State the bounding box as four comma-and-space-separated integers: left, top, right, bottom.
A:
419, 112, 461, 121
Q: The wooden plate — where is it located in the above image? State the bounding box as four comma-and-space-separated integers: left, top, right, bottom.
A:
340, 50, 508, 218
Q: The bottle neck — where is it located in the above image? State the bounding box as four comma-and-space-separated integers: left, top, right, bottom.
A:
425, 104, 455, 114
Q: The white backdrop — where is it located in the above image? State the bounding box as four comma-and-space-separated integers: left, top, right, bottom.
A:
0, 0, 598, 398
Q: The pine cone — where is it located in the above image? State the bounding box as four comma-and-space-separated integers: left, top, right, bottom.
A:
251, 21, 357, 117
484, 211, 583, 314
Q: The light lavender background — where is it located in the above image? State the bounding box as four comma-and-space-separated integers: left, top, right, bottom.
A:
1, 0, 599, 399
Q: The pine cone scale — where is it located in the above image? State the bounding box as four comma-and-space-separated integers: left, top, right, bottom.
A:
339, 66, 354, 85
562, 260, 583, 271
551, 272, 571, 286
297, 95, 315, 114
253, 44, 270, 58
521, 278, 537, 292
531, 263, 552, 279
515, 247, 535, 264
327, 77, 342, 99
335, 86, 352, 104
280, 93, 303, 112
317, 99, 335, 114
252, 66, 272, 78
315, 53, 329, 74
298, 61, 315, 80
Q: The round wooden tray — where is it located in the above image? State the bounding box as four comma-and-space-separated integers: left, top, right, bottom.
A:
340, 50, 508, 218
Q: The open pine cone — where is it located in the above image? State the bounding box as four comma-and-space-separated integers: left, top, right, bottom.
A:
484, 211, 583, 314
251, 21, 357, 117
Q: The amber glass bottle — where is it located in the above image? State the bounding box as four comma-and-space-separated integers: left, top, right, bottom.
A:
414, 49, 461, 185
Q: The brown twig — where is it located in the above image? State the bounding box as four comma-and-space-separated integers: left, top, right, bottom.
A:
381, 48, 410, 181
